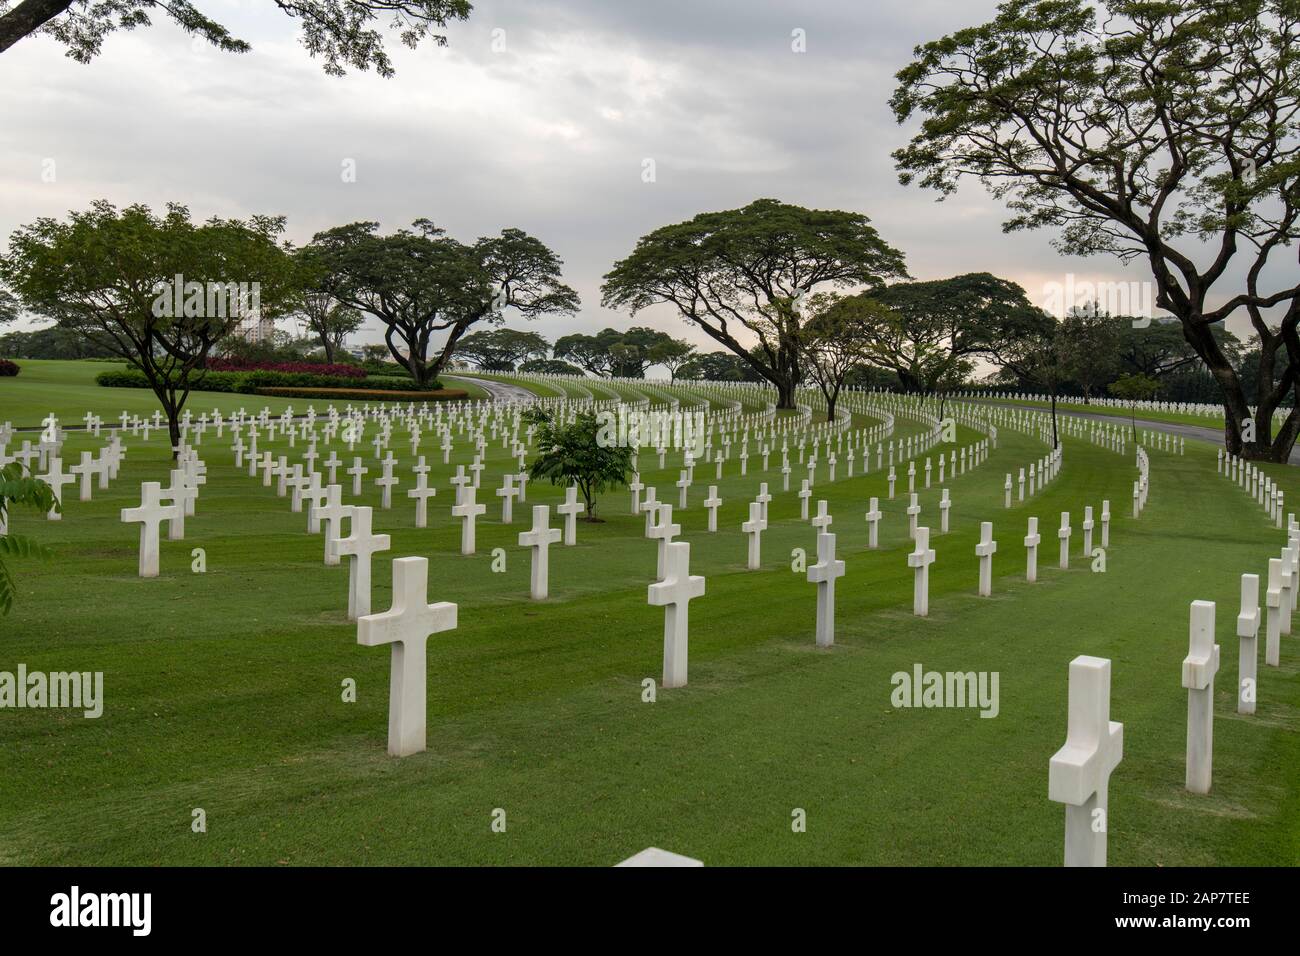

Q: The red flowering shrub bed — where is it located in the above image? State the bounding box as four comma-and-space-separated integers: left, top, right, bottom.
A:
254, 386, 468, 402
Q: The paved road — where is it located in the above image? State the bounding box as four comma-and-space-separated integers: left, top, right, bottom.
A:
973, 399, 1300, 465
444, 375, 538, 404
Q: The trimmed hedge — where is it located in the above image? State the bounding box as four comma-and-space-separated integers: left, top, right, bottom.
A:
0, 359, 19, 377
254, 387, 468, 402
97, 367, 442, 394
206, 359, 367, 377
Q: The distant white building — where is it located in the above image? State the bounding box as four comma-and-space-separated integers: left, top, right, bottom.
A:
236, 313, 276, 343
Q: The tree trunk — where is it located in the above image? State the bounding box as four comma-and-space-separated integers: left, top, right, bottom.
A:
775, 377, 796, 409
1049, 390, 1059, 448
0, 0, 74, 56
1182, 316, 1298, 461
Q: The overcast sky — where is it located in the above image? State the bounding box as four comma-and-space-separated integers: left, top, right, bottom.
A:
0, 0, 1261, 354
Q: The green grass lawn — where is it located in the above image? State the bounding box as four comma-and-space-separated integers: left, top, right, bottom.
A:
992, 395, 1229, 431
0, 359, 490, 430
0, 364, 1297, 865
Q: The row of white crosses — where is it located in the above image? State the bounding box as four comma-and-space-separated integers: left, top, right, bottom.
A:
1142, 429, 1185, 455
1218, 449, 1286, 528
118, 446, 205, 576
1044, 487, 1273, 867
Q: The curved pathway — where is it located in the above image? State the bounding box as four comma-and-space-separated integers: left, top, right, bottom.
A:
443, 375, 539, 404
971, 398, 1300, 465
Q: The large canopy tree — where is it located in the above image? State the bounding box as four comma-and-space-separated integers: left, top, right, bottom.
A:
0, 200, 296, 452
852, 272, 1049, 395
302, 220, 577, 388
554, 326, 687, 379
601, 199, 908, 408
800, 293, 893, 419
893, 0, 1300, 460
454, 327, 550, 371
0, 0, 471, 75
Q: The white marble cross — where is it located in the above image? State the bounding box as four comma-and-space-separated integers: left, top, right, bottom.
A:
704, 485, 721, 533
640, 487, 659, 536
1003, 473, 1011, 509
1265, 557, 1283, 667
301, 472, 328, 532
808, 531, 845, 648
37, 456, 73, 520
357, 556, 457, 757
1023, 515, 1041, 583
975, 521, 997, 596
161, 469, 195, 540
649, 504, 682, 580
1237, 573, 1260, 715
332, 506, 392, 619
676, 470, 691, 509
375, 457, 399, 510
519, 505, 562, 599
939, 488, 951, 534
407, 472, 437, 528
648, 541, 705, 689
742, 500, 766, 570
324, 451, 342, 485
908, 526, 935, 617
69, 452, 97, 502
1058, 512, 1072, 569
1049, 655, 1123, 867
798, 479, 812, 521
811, 499, 832, 532
755, 482, 771, 523
629, 473, 644, 515
449, 465, 470, 506
120, 481, 180, 578
450, 484, 487, 555
347, 457, 368, 497
906, 493, 920, 540
317, 484, 353, 564
1182, 599, 1220, 794
865, 496, 882, 548
1100, 500, 1110, 548
556, 485, 584, 545
495, 474, 519, 524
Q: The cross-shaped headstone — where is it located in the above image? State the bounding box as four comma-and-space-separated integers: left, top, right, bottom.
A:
808, 531, 845, 649
1182, 600, 1220, 794
407, 472, 437, 529
975, 521, 997, 596
1048, 655, 1123, 867
357, 556, 457, 757
317, 485, 353, 565
742, 501, 766, 570
908, 526, 936, 617
1025, 516, 1041, 583
347, 457, 369, 497
332, 506, 392, 619
1237, 573, 1260, 716
450, 484, 487, 555
648, 541, 705, 689
811, 499, 832, 532
495, 474, 520, 524
120, 481, 179, 578
556, 485, 585, 545
865, 496, 882, 549
648, 504, 682, 580
518, 505, 562, 600
1058, 511, 1072, 570
704, 485, 722, 533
